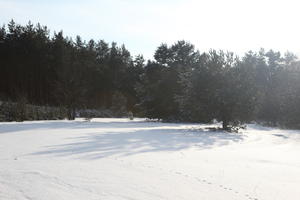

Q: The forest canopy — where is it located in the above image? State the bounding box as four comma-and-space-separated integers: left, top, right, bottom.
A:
1, 20, 300, 129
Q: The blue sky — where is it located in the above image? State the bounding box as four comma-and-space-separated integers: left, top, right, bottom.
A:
1, 0, 300, 60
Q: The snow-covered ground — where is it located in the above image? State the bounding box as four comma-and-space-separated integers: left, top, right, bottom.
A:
0, 118, 299, 200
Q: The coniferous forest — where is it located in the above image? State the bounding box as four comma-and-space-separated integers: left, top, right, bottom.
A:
1, 20, 300, 130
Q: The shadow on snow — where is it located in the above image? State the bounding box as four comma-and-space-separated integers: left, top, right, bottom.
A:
30, 122, 245, 159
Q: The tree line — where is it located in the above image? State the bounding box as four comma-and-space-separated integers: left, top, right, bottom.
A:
1, 20, 300, 129
0, 20, 144, 119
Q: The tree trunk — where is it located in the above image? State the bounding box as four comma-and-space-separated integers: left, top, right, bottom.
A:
67, 107, 75, 120
222, 119, 229, 130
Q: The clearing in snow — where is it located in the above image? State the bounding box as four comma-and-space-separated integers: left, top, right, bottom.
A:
0, 118, 299, 200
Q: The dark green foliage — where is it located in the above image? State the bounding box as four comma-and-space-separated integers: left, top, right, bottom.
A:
0, 20, 142, 120
136, 41, 200, 120
1, 20, 300, 129
137, 43, 300, 130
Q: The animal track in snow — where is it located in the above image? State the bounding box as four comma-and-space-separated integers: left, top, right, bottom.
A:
112, 157, 260, 200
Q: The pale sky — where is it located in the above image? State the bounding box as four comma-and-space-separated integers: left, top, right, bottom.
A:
1, 0, 300, 60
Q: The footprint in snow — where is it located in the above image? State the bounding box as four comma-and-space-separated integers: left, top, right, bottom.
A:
140, 164, 259, 200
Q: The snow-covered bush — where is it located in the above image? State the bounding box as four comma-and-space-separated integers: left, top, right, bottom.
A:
0, 101, 68, 122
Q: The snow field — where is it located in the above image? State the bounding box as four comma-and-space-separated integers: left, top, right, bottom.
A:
0, 118, 299, 200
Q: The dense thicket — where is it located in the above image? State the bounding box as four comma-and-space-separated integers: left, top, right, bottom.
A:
1, 20, 300, 129
0, 20, 144, 119
137, 42, 300, 129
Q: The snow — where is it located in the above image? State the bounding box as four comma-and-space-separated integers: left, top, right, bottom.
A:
0, 118, 300, 200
